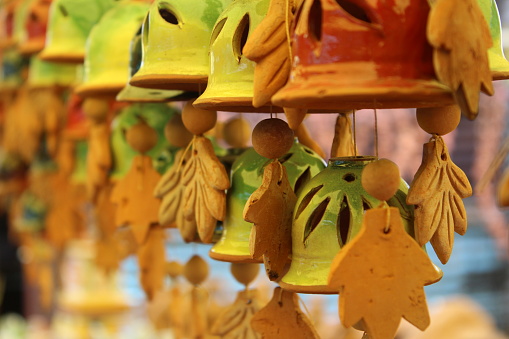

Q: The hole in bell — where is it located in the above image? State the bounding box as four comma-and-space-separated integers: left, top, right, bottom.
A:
210, 18, 227, 47
337, 197, 351, 247
158, 6, 179, 25
304, 197, 330, 244
308, 0, 322, 42
296, 184, 324, 219
335, 0, 372, 24
233, 14, 250, 62
343, 173, 356, 182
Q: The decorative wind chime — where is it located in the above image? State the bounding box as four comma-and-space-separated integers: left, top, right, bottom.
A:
1, 0, 508, 337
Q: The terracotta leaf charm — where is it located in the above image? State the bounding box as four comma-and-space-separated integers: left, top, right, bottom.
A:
251, 287, 319, 339
154, 149, 199, 242
244, 161, 296, 281
407, 136, 472, 264
211, 289, 262, 339
328, 207, 439, 339
111, 155, 161, 245
137, 226, 166, 300
331, 113, 356, 158
428, 0, 493, 119
181, 136, 229, 243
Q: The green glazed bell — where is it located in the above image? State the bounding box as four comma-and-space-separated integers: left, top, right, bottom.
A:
76, 1, 149, 98
109, 103, 177, 181
27, 55, 79, 89
193, 0, 273, 113
280, 156, 441, 294
39, 0, 116, 63
478, 0, 509, 80
130, 0, 230, 91
209, 141, 326, 263
116, 23, 196, 103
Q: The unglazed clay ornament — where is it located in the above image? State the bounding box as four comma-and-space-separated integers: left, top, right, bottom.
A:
110, 120, 161, 245
251, 287, 319, 339
328, 207, 439, 339
272, 0, 454, 111
331, 114, 356, 158
428, 0, 493, 120
137, 225, 166, 300
407, 136, 472, 264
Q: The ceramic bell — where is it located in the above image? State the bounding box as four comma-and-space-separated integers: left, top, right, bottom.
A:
280, 156, 437, 294
116, 24, 197, 103
109, 103, 176, 181
193, 0, 275, 113
17, 0, 52, 55
75, 1, 149, 98
27, 55, 78, 89
0, 0, 19, 49
130, 0, 229, 91
478, 0, 509, 80
209, 141, 325, 263
12, 0, 31, 47
39, 0, 116, 63
272, 0, 453, 111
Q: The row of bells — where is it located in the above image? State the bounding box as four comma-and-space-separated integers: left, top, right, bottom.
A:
1, 0, 509, 109
0, 0, 501, 294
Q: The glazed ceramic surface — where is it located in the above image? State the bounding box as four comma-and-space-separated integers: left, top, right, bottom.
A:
280, 157, 414, 294
27, 55, 78, 88
210, 141, 326, 262
116, 23, 196, 103
76, 1, 149, 98
109, 103, 177, 181
40, 0, 116, 63
193, 0, 271, 112
477, 0, 509, 80
272, 0, 453, 110
130, 0, 230, 91
17, 0, 52, 55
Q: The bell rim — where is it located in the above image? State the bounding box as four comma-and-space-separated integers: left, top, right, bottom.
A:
130, 73, 207, 91
278, 281, 338, 295
38, 51, 84, 64
193, 96, 285, 113
17, 38, 46, 56
208, 249, 263, 264
116, 84, 198, 103
75, 83, 124, 98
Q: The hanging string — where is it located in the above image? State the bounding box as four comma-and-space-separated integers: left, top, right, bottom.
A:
285, 0, 293, 64
374, 107, 379, 159
353, 110, 357, 157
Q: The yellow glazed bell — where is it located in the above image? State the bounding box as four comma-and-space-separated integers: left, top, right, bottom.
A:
39, 0, 116, 63
130, 0, 229, 91
209, 142, 325, 263
193, 0, 272, 112
27, 55, 78, 89
116, 24, 196, 103
75, 1, 149, 98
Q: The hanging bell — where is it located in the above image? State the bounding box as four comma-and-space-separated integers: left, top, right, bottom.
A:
478, 0, 509, 80
27, 55, 79, 89
209, 141, 325, 263
75, 1, 150, 98
109, 103, 177, 182
193, 0, 276, 113
116, 23, 197, 103
39, 0, 116, 63
17, 0, 52, 56
272, 0, 453, 111
280, 156, 441, 294
130, 0, 229, 91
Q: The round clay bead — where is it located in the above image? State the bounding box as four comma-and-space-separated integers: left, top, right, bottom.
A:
165, 114, 194, 148
182, 100, 217, 135
252, 118, 294, 159
362, 159, 400, 202
167, 261, 183, 279
183, 255, 209, 286
223, 117, 251, 148
125, 119, 158, 154
82, 98, 110, 122
416, 105, 461, 136
230, 263, 260, 287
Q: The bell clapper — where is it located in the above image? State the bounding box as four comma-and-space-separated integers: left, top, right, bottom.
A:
408, 105, 472, 264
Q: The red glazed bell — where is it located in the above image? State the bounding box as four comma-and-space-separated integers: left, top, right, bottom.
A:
272, 0, 454, 111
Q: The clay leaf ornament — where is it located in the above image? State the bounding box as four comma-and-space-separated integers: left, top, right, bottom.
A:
137, 226, 166, 300
406, 136, 472, 264
427, 0, 493, 120
331, 113, 356, 158
244, 161, 296, 281
111, 155, 161, 245
181, 136, 229, 243
251, 287, 319, 339
328, 207, 440, 339
154, 149, 199, 242
211, 289, 262, 339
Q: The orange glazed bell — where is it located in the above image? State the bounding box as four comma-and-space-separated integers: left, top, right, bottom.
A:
272, 0, 454, 111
